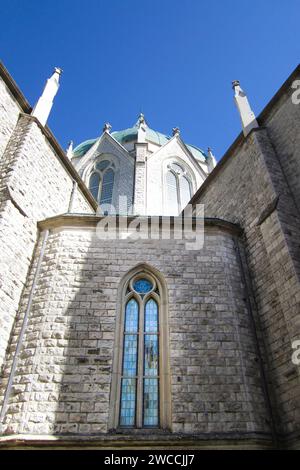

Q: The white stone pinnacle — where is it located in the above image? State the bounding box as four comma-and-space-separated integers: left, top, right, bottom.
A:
31, 67, 62, 126
66, 141, 73, 159
232, 80, 259, 137
207, 147, 217, 172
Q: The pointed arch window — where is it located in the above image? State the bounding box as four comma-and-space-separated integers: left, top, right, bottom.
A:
103, 268, 170, 433
109, 267, 171, 431
165, 162, 192, 215
119, 276, 160, 428
88, 159, 115, 209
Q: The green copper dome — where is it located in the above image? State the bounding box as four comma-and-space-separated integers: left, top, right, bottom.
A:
73, 124, 207, 162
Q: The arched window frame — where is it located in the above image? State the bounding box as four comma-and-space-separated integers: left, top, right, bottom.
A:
163, 159, 194, 215
88, 158, 115, 204
109, 265, 171, 431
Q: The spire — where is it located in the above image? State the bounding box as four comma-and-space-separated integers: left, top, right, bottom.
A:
232, 80, 258, 137
66, 140, 73, 159
31, 67, 62, 126
207, 147, 217, 172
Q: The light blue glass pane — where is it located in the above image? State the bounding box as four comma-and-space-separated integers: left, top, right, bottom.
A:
166, 170, 178, 215
180, 176, 191, 210
143, 378, 159, 427
100, 168, 114, 205
120, 378, 136, 427
125, 299, 138, 332
89, 172, 100, 200
133, 278, 153, 294
122, 334, 138, 376
96, 160, 110, 171
171, 163, 183, 173
145, 299, 158, 332
144, 335, 158, 376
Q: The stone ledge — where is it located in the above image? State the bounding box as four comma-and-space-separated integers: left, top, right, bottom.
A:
0, 432, 274, 450
37, 213, 243, 236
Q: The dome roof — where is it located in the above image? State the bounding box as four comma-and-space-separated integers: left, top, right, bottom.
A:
73, 122, 207, 162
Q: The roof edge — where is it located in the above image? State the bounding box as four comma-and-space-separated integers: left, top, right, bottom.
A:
0, 61, 31, 113
188, 63, 300, 209
20, 114, 98, 211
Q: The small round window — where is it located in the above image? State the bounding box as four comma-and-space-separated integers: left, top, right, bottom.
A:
133, 278, 153, 294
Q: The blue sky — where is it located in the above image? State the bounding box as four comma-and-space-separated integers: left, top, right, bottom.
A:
0, 0, 299, 159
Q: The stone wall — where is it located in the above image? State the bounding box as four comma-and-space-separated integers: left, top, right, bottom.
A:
261, 78, 300, 213
0, 75, 23, 161
0, 218, 270, 442
192, 118, 300, 440
0, 106, 94, 373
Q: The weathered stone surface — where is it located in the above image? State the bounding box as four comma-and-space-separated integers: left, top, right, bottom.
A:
192, 78, 300, 439
0, 63, 300, 450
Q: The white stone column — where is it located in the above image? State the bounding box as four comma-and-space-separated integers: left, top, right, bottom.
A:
32, 67, 62, 126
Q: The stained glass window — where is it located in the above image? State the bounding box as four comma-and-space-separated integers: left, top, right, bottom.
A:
119, 378, 136, 427
143, 378, 159, 426
133, 278, 153, 294
119, 278, 160, 428
143, 299, 159, 426
120, 299, 138, 427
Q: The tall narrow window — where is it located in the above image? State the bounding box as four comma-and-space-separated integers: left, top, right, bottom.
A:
100, 168, 115, 205
119, 275, 160, 428
165, 162, 193, 215
88, 159, 115, 209
143, 299, 159, 426
119, 298, 139, 427
166, 170, 178, 216
89, 172, 100, 200
179, 176, 191, 210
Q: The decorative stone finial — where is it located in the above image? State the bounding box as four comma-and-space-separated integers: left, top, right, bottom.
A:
31, 67, 62, 126
172, 127, 180, 137
232, 80, 259, 137
103, 122, 112, 133
232, 80, 240, 89
66, 140, 73, 159
138, 113, 145, 125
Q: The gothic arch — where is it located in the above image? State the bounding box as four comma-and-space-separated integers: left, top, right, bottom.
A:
162, 157, 196, 215
108, 263, 171, 431
82, 153, 121, 211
